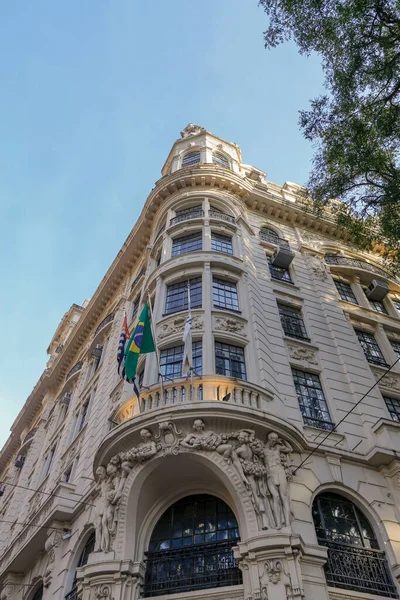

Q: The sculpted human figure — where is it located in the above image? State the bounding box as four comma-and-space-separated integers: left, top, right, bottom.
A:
235, 429, 275, 529
181, 419, 249, 487
94, 466, 111, 552
263, 432, 293, 529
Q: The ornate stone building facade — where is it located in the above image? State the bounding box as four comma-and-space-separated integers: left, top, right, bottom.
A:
2, 124, 400, 600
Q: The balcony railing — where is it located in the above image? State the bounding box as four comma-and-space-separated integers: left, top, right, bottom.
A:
259, 230, 290, 249
170, 209, 204, 226
143, 540, 242, 597
209, 209, 235, 223
321, 541, 398, 598
93, 312, 114, 338
130, 267, 146, 292
65, 586, 79, 600
324, 255, 390, 278
66, 361, 82, 381
23, 428, 37, 444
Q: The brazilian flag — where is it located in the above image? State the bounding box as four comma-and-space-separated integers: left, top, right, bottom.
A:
124, 303, 155, 381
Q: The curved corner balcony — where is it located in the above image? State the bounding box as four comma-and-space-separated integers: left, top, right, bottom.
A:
111, 376, 274, 428
65, 361, 83, 382
259, 230, 290, 249
93, 311, 114, 339
169, 209, 205, 226
324, 255, 393, 281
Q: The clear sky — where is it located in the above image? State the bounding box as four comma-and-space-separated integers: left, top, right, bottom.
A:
0, 1, 324, 447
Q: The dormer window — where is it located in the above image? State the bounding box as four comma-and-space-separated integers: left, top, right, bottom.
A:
212, 152, 229, 168
182, 151, 201, 168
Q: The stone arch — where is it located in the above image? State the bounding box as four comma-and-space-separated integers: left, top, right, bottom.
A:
23, 578, 43, 600
310, 483, 397, 564
115, 449, 258, 562
259, 223, 283, 240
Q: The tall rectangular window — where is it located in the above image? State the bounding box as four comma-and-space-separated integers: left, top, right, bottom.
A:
171, 232, 202, 257
267, 257, 292, 283
213, 278, 239, 312
390, 340, 400, 358
215, 342, 246, 380
291, 368, 334, 430
384, 396, 400, 422
278, 303, 309, 341
165, 277, 202, 315
391, 297, 400, 314
355, 330, 388, 366
160, 341, 202, 378
211, 233, 233, 255
131, 296, 140, 321
334, 280, 358, 304
369, 299, 388, 314
78, 400, 89, 432
44, 445, 56, 479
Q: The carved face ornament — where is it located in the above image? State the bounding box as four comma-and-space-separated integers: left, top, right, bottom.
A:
193, 419, 205, 432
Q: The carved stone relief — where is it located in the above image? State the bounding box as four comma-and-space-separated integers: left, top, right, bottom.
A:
304, 254, 329, 281
180, 123, 205, 138
214, 317, 245, 335
287, 344, 318, 365
43, 527, 62, 587
91, 419, 296, 551
378, 373, 400, 391
260, 559, 293, 599
158, 315, 203, 340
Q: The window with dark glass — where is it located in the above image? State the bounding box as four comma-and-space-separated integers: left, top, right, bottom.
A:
391, 340, 400, 358
32, 585, 43, 600
209, 206, 235, 223
260, 227, 279, 244
312, 492, 397, 597
355, 330, 388, 366
165, 277, 202, 315
182, 151, 201, 167
215, 342, 246, 380
131, 296, 140, 321
160, 342, 202, 378
171, 232, 202, 257
292, 369, 334, 430
278, 303, 309, 341
384, 396, 400, 421
78, 401, 89, 432
211, 232, 233, 255
65, 533, 95, 600
212, 152, 229, 168
267, 257, 292, 283
370, 299, 388, 314
144, 494, 241, 597
334, 280, 358, 304
171, 205, 204, 224
213, 278, 239, 312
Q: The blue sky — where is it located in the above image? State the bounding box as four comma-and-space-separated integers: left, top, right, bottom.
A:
0, 1, 324, 446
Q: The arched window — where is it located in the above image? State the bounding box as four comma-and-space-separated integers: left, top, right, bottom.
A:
65, 532, 95, 600
182, 151, 201, 168
212, 152, 229, 168
259, 227, 280, 244
144, 494, 242, 597
312, 492, 397, 597
31, 584, 43, 600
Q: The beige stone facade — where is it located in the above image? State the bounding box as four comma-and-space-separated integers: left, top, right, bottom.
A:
2, 124, 400, 600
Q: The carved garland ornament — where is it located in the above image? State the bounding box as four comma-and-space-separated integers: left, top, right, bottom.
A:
92, 420, 295, 552
215, 317, 245, 335
158, 315, 203, 340
287, 344, 318, 365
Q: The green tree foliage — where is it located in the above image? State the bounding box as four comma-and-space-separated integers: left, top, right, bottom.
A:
259, 0, 400, 270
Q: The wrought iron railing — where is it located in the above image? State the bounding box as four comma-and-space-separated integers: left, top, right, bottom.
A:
93, 312, 114, 338
130, 267, 146, 292
143, 540, 242, 597
65, 586, 79, 600
209, 209, 235, 223
65, 361, 82, 381
170, 209, 204, 226
154, 223, 166, 241
259, 230, 290, 248
321, 541, 398, 598
324, 255, 390, 278
23, 428, 37, 444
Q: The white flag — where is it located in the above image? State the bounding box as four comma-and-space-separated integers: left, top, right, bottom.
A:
182, 309, 192, 375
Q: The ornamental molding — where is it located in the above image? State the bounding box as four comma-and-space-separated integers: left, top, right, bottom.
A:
304, 254, 329, 282
157, 314, 203, 340
93, 419, 297, 554
286, 342, 318, 366
214, 316, 246, 335
180, 123, 206, 138
375, 371, 400, 391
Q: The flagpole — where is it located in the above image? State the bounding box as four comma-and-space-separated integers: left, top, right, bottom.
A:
187, 281, 194, 391
147, 290, 164, 402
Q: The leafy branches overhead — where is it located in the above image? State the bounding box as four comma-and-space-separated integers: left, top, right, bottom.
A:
259, 0, 400, 271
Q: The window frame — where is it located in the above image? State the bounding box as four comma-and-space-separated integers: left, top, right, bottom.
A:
171, 232, 203, 257
160, 341, 202, 379
355, 329, 388, 367
267, 257, 293, 284
164, 277, 202, 315
278, 303, 310, 341
211, 232, 233, 255
213, 278, 240, 313
291, 368, 334, 430
334, 280, 358, 304
181, 151, 201, 168
215, 341, 247, 380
